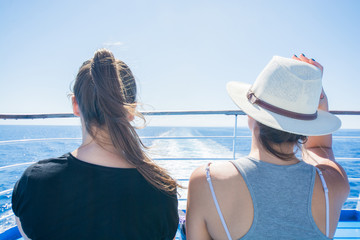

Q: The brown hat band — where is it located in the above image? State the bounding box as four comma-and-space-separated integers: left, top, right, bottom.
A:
247, 91, 318, 120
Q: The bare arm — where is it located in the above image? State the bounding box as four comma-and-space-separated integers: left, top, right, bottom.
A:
293, 54, 349, 199
302, 89, 349, 200
302, 87, 336, 165
186, 165, 212, 240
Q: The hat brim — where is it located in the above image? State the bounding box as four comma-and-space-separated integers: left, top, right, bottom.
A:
227, 81, 341, 136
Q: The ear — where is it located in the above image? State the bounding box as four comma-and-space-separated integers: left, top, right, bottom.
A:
126, 103, 137, 122
127, 113, 135, 122
247, 116, 256, 130
72, 96, 81, 117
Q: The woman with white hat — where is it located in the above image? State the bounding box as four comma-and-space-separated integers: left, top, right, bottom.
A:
186, 54, 349, 239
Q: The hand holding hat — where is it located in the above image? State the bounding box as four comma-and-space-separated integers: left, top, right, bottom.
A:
292, 54, 329, 112
292, 53, 324, 73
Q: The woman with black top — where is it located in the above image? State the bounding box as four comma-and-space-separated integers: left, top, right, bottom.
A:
12, 49, 179, 240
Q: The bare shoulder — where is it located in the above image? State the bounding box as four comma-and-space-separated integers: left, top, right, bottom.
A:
187, 162, 243, 217
188, 161, 242, 202
321, 162, 350, 203
208, 161, 240, 181
303, 148, 350, 200
190, 162, 239, 183
187, 162, 252, 239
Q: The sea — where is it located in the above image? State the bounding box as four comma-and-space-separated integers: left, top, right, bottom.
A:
0, 125, 359, 234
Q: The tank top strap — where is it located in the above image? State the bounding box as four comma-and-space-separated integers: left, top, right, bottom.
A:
315, 167, 330, 238
205, 163, 233, 240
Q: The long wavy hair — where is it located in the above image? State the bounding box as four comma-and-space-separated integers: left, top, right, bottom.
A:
72, 49, 178, 194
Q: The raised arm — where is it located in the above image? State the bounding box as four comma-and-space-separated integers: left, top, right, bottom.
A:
302, 89, 336, 163
293, 54, 349, 200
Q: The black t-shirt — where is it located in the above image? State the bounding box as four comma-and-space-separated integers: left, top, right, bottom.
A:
12, 153, 179, 240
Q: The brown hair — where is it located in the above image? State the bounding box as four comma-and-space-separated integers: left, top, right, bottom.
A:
257, 121, 307, 160
73, 49, 178, 194
116, 59, 137, 104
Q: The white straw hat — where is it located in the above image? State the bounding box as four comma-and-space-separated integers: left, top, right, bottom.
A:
227, 56, 341, 136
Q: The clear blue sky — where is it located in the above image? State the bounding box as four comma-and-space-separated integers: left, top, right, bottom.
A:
1, 0, 359, 128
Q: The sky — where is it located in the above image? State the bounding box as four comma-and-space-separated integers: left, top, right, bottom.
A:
0, 0, 359, 128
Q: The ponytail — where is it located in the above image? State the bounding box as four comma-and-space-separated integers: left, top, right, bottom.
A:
73, 49, 178, 194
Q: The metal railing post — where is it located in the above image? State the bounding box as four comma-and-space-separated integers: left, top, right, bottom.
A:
232, 114, 238, 160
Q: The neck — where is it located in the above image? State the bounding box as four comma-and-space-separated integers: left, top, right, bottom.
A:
72, 124, 134, 168
248, 126, 300, 165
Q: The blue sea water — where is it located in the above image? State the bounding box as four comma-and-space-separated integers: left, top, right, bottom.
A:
0, 125, 359, 233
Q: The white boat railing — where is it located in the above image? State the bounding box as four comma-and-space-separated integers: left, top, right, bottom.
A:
1, 110, 360, 218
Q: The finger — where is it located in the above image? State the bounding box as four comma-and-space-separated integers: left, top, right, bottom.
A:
292, 54, 301, 61
299, 53, 311, 63
320, 88, 325, 99
309, 58, 324, 73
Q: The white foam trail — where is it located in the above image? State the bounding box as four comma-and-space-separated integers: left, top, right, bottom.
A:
149, 128, 232, 158
148, 128, 233, 181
